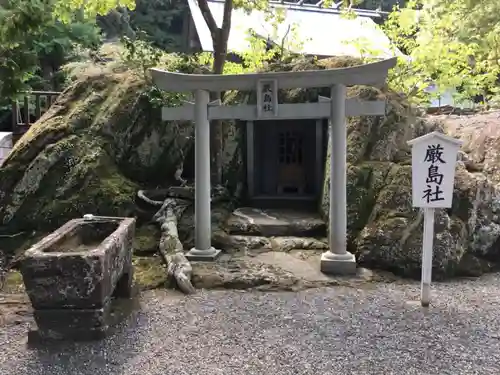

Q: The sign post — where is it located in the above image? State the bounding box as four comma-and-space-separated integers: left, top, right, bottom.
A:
407, 131, 462, 307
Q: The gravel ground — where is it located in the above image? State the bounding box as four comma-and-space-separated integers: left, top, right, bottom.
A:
2, 273, 500, 375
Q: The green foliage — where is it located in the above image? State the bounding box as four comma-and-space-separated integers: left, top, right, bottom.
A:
379, 6, 431, 102
33, 19, 102, 91
380, 0, 500, 105
359, 0, 403, 11
119, 36, 188, 107
320, 0, 500, 106
0, 0, 54, 99
53, 0, 135, 23
97, 0, 185, 51
121, 34, 163, 79
0, 0, 138, 101
128, 0, 185, 50
245, 9, 309, 68
0, 0, 105, 99
36, 20, 101, 64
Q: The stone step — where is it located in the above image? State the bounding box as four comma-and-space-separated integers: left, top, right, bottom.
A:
214, 234, 328, 253
226, 207, 326, 237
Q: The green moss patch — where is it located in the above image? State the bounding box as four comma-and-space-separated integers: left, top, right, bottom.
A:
133, 224, 160, 254
0, 270, 24, 294
132, 256, 168, 290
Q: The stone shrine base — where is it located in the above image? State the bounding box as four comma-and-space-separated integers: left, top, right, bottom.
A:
29, 300, 112, 342
25, 293, 140, 345
216, 207, 358, 276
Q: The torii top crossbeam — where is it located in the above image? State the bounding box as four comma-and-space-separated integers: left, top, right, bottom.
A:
150, 57, 397, 92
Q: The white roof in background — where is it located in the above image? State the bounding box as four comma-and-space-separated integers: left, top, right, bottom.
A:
187, 0, 402, 58
423, 86, 475, 109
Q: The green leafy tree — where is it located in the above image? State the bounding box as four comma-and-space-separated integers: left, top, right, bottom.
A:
53, 0, 135, 22
0, 0, 135, 99
359, 0, 403, 11
33, 19, 101, 90
381, 0, 500, 105
97, 0, 186, 51
0, 0, 54, 98
129, 0, 186, 50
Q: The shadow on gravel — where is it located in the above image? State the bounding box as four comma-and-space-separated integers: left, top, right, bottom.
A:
9, 297, 149, 375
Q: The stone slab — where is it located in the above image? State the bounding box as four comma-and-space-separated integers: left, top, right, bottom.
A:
31, 300, 112, 341
252, 252, 331, 282
226, 207, 326, 237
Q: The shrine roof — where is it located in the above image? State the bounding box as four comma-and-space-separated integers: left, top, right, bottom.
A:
187, 0, 403, 59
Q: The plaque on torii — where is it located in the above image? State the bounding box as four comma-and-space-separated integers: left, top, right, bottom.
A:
256, 79, 278, 118
150, 57, 397, 275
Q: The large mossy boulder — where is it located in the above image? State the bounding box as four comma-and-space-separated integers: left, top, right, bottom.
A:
0, 70, 177, 231
0, 55, 243, 236
320, 97, 500, 279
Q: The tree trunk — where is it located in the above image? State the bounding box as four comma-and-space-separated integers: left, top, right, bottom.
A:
210, 29, 229, 184
213, 29, 228, 75
210, 101, 223, 184
197, 0, 233, 185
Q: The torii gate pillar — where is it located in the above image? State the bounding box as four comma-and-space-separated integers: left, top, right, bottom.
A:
320, 84, 356, 274
185, 89, 221, 260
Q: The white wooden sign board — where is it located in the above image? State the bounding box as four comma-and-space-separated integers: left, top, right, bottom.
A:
407, 131, 463, 209
406, 131, 463, 307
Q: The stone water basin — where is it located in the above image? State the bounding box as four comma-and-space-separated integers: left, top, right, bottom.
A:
20, 217, 136, 340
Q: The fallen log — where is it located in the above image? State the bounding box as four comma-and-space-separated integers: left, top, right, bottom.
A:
152, 198, 195, 294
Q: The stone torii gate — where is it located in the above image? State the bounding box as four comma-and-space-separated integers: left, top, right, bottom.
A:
150, 57, 397, 275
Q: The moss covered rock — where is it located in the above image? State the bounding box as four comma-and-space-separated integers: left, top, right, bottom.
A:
0, 58, 241, 235
0, 71, 144, 229
320, 89, 500, 277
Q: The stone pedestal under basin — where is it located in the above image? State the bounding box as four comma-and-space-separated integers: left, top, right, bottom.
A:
20, 217, 136, 341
